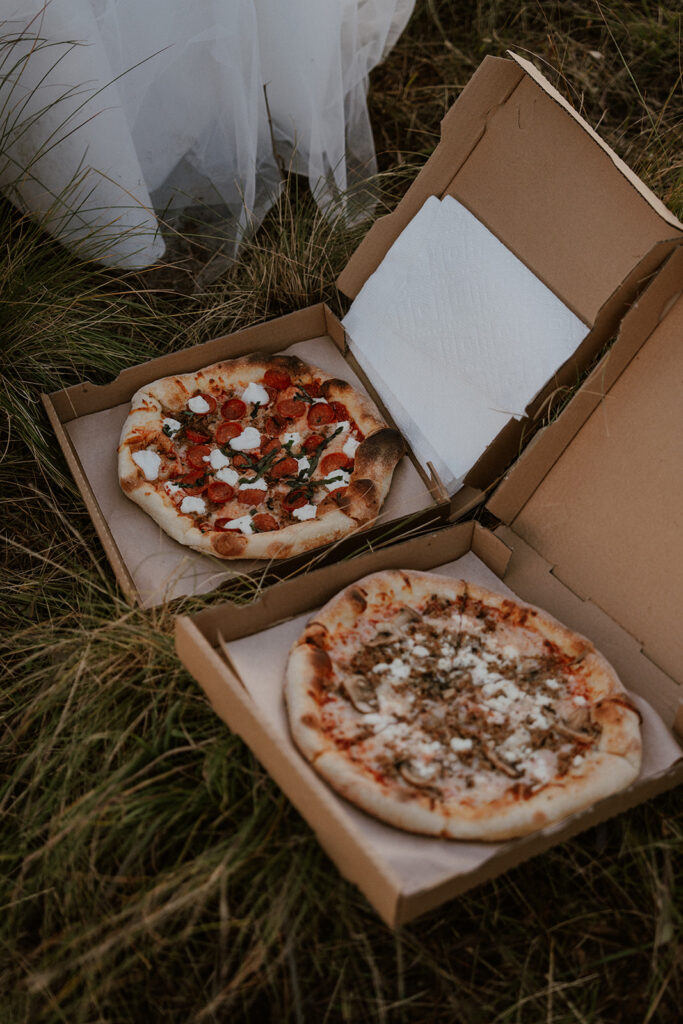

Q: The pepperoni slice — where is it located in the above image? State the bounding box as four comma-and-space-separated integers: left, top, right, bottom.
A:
320, 452, 353, 474
330, 401, 349, 421
269, 456, 298, 480
265, 415, 284, 436
277, 398, 306, 420
185, 428, 209, 443
231, 453, 252, 470
307, 403, 335, 427
189, 393, 216, 414
214, 517, 242, 532
221, 398, 247, 420
179, 468, 206, 495
305, 380, 322, 398
264, 387, 278, 406
252, 513, 278, 532
263, 368, 291, 390
206, 481, 235, 503
282, 489, 308, 512
303, 433, 325, 453
238, 488, 266, 506
187, 444, 211, 468
215, 421, 242, 444
261, 438, 282, 456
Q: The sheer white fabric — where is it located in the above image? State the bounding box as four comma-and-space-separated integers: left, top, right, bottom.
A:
0, 0, 414, 268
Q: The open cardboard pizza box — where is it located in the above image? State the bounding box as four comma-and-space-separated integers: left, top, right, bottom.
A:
43, 52, 682, 608
174, 249, 683, 927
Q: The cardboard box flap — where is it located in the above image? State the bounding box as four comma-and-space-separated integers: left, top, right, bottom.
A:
494, 247, 683, 682
338, 55, 681, 326
508, 54, 682, 232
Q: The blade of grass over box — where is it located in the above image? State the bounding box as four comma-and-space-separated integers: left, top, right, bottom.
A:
2, 2, 681, 1021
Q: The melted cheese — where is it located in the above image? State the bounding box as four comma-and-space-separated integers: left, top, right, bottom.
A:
132, 449, 161, 480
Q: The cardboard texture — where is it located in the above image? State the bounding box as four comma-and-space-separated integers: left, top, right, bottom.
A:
175, 522, 682, 927
45, 305, 437, 607
337, 53, 681, 511
492, 264, 683, 684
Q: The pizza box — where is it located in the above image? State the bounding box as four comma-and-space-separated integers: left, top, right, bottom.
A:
42, 304, 442, 608
173, 245, 683, 927
43, 51, 682, 608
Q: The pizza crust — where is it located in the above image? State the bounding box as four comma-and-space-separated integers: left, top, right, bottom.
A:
285, 570, 643, 841
118, 353, 404, 560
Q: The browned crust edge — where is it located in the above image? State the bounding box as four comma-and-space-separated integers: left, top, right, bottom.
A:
284, 570, 642, 840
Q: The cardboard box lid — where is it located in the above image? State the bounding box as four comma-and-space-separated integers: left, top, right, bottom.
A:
488, 244, 683, 684
338, 53, 681, 327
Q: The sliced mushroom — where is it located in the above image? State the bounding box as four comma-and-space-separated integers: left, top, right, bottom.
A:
399, 761, 439, 788
481, 745, 521, 779
366, 606, 421, 645
553, 699, 590, 731
554, 722, 594, 745
341, 674, 379, 713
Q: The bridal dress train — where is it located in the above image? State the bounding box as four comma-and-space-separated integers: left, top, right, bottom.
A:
0, 0, 414, 269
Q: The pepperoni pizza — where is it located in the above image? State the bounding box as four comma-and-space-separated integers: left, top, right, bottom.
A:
118, 353, 404, 559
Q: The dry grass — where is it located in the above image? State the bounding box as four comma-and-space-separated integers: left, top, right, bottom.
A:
1, 2, 682, 1021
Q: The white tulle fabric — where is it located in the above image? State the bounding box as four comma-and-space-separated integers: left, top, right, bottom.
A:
0, 0, 414, 268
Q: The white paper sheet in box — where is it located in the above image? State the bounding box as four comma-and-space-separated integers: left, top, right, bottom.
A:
343, 195, 589, 492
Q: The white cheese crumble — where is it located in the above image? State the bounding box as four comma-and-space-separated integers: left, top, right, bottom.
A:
545, 679, 560, 690
282, 431, 301, 446
165, 482, 183, 496
296, 457, 311, 476
412, 645, 429, 657
572, 755, 584, 767
292, 503, 317, 521
229, 427, 261, 451
188, 395, 210, 414
162, 417, 182, 437
215, 466, 239, 487
363, 713, 396, 729
180, 496, 206, 514
241, 381, 269, 406
325, 470, 350, 492
223, 515, 255, 535
336, 420, 351, 433
450, 737, 473, 753
388, 658, 410, 681
574, 695, 588, 706
524, 753, 555, 785
372, 662, 390, 673
132, 449, 161, 481
204, 449, 231, 470
239, 478, 267, 491
526, 709, 550, 730
342, 435, 360, 458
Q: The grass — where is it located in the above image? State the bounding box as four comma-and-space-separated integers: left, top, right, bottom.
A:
1, 2, 682, 1021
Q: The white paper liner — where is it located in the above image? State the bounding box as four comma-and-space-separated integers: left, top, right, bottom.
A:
222, 552, 682, 898
65, 335, 435, 607
343, 195, 589, 492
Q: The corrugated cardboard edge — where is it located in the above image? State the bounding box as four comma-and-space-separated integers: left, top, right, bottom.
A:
41, 392, 139, 603
507, 53, 682, 231
488, 244, 683, 523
